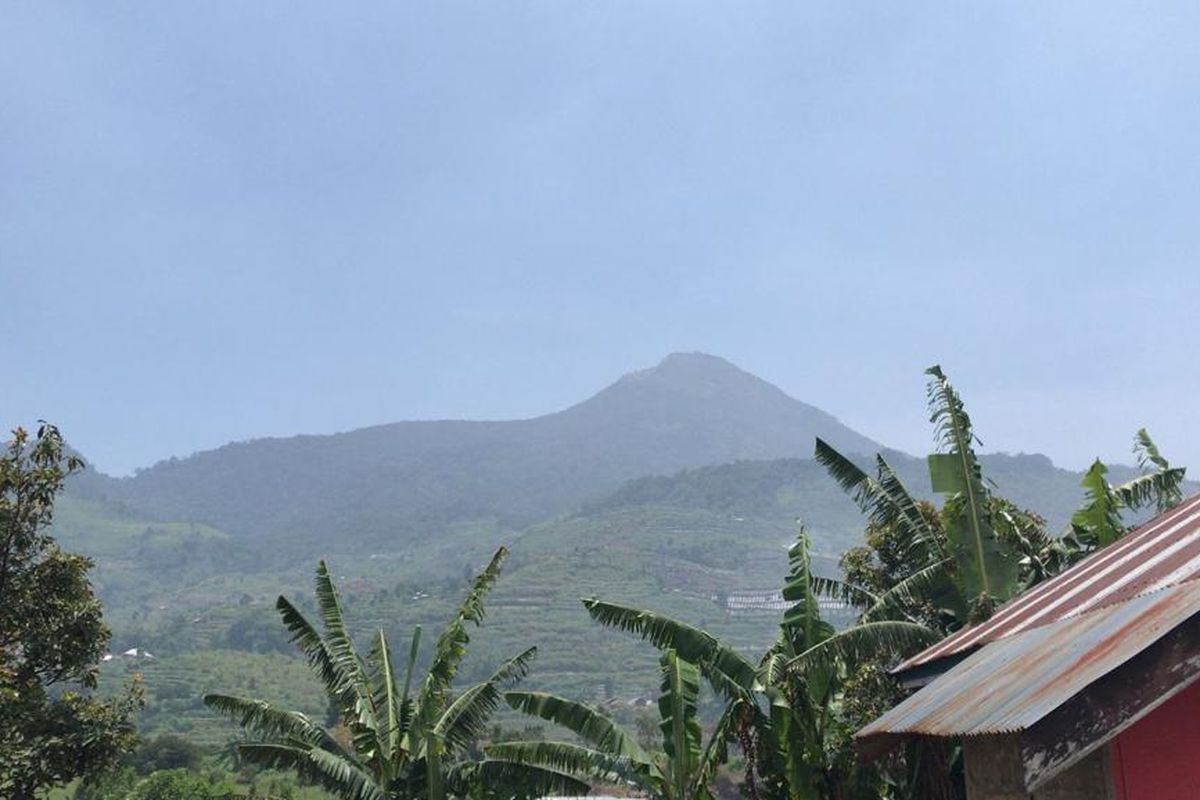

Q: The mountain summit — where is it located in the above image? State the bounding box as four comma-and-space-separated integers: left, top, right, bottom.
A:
556, 352, 879, 465
70, 353, 882, 542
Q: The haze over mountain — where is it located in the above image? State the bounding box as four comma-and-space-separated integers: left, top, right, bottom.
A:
69, 353, 883, 542
55, 351, 1184, 743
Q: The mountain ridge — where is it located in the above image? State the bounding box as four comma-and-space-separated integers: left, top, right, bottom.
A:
66, 353, 885, 541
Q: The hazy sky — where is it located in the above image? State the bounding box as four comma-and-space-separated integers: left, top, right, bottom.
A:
4, 3, 1199, 476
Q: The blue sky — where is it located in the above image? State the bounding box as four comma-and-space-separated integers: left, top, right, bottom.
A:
3, 2, 1199, 475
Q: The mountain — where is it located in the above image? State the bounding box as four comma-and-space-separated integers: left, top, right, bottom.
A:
591, 451, 1149, 538
68, 353, 883, 544
58, 353, 1189, 744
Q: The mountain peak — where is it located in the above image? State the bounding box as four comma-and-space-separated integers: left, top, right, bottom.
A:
657, 351, 739, 369
74, 352, 886, 539
617, 352, 764, 390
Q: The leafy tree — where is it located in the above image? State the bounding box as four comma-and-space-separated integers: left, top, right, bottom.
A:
126, 733, 206, 773
126, 768, 228, 800
76, 766, 140, 800
0, 424, 142, 797
205, 547, 586, 800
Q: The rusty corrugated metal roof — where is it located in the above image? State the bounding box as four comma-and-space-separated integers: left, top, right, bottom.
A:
897, 492, 1200, 672
859, 578, 1200, 740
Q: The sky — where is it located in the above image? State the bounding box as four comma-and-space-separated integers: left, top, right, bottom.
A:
3, 2, 1199, 476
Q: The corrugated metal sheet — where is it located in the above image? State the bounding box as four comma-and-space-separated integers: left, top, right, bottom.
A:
859, 579, 1200, 739
898, 492, 1200, 671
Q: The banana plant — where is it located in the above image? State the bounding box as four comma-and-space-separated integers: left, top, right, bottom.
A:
205, 548, 586, 800
924, 366, 1019, 613
523, 529, 936, 800
814, 437, 963, 630
820, 376, 1193, 611
489, 649, 713, 800
1063, 428, 1186, 556
817, 367, 1028, 622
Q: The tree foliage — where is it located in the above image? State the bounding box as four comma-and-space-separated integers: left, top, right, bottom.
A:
816, 369, 1190, 799
0, 424, 141, 797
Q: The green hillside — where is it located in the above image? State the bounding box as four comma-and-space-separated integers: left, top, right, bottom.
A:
66, 353, 883, 545
47, 353, 1184, 748
56, 449, 1154, 745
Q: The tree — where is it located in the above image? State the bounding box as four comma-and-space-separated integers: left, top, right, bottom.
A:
496, 529, 934, 800
601, 532, 933, 800
492, 649, 716, 800
1059, 428, 1186, 558
126, 769, 228, 800
815, 369, 1189, 799
126, 733, 205, 773
0, 424, 141, 798
205, 547, 586, 800
923, 366, 1020, 617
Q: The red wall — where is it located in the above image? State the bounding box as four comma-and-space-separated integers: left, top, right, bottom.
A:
1111, 679, 1200, 799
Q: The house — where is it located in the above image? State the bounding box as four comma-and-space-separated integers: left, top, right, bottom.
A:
857, 493, 1200, 800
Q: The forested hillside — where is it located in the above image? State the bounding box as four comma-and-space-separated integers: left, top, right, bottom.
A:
66, 353, 881, 544
49, 353, 1180, 756
595, 451, 1146, 539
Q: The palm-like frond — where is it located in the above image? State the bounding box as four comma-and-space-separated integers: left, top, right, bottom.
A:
784, 620, 939, 679
203, 694, 347, 754
413, 548, 508, 740
276, 595, 354, 702
462, 757, 593, 798
486, 741, 640, 785
435, 646, 537, 752
925, 365, 1017, 604
504, 691, 655, 768
1116, 468, 1187, 512
368, 629, 403, 763
859, 557, 956, 624
490, 644, 537, 685
395, 625, 421, 751
809, 574, 877, 612
1071, 460, 1125, 548
659, 649, 703, 800
235, 743, 383, 800
693, 700, 737, 794
1135, 427, 1172, 472
758, 650, 790, 688
215, 554, 541, 800
876, 455, 947, 559
275, 592, 387, 766
814, 439, 940, 557
311, 562, 386, 767
315, 562, 372, 689
1120, 430, 1186, 514
580, 598, 756, 700
779, 529, 836, 652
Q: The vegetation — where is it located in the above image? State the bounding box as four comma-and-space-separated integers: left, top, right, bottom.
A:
490, 528, 935, 799
492, 651, 718, 800
0, 425, 142, 797
204, 549, 585, 800
812, 366, 1188, 798
68, 353, 882, 545
12, 361, 1193, 799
